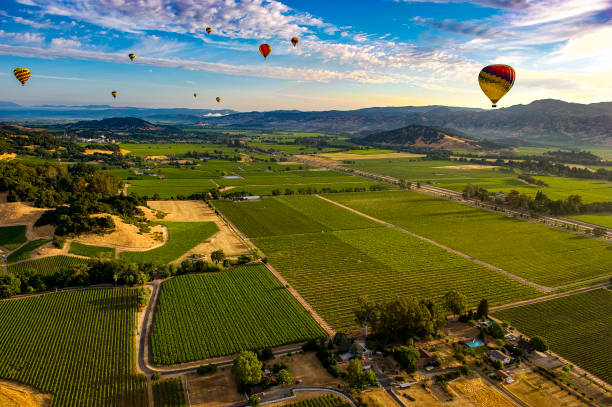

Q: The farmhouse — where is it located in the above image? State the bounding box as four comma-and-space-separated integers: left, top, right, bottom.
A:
488, 350, 512, 365
496, 370, 514, 384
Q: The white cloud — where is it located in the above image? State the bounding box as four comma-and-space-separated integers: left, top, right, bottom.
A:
50, 38, 82, 48
0, 30, 44, 43
551, 25, 612, 63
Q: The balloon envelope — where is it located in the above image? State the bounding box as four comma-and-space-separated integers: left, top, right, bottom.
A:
291, 37, 298, 47
111, 91, 118, 99
194, 93, 198, 98
216, 97, 221, 103
206, 27, 212, 34
259, 44, 271, 59
478, 64, 515, 107
13, 67, 31, 86
128, 53, 135, 61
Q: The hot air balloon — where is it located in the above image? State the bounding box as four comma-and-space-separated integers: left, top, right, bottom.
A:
259, 44, 271, 59
194, 93, 198, 99
128, 53, 136, 62
13, 68, 31, 86
111, 91, 118, 99
291, 37, 299, 47
216, 97, 221, 103
478, 64, 515, 108
206, 27, 212, 34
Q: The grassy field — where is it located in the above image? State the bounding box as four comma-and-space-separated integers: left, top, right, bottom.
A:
249, 140, 341, 154
152, 378, 187, 407
120, 143, 240, 157
6, 239, 51, 263
567, 214, 612, 229
286, 395, 352, 407
223, 182, 389, 197
126, 178, 217, 198
494, 289, 612, 384
328, 191, 612, 287
0, 225, 27, 250
69, 241, 116, 258
8, 255, 89, 276
216, 197, 540, 331
0, 288, 148, 406
121, 222, 219, 264
151, 264, 326, 364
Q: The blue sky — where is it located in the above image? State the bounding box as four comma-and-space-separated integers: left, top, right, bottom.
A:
1, 0, 611, 111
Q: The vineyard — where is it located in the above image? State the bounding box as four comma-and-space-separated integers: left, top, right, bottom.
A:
7, 239, 51, 263
0, 288, 148, 406
286, 395, 351, 407
493, 289, 612, 385
121, 221, 218, 264
8, 255, 89, 276
0, 225, 27, 250
152, 378, 187, 407
69, 241, 116, 258
150, 264, 326, 364
328, 191, 612, 287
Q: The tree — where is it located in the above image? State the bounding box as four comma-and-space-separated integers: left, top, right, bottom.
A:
211, 249, 225, 264
275, 369, 293, 385
530, 336, 549, 352
232, 351, 262, 386
394, 346, 420, 373
488, 322, 505, 339
444, 290, 467, 318
333, 333, 351, 354
354, 296, 377, 337
493, 360, 504, 370
347, 359, 364, 388
350, 342, 363, 359
260, 347, 273, 360
476, 299, 489, 319
248, 394, 260, 406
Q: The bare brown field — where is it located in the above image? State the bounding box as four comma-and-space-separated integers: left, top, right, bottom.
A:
0, 379, 51, 407
0, 202, 54, 239
0, 153, 17, 160
320, 152, 426, 161
506, 369, 590, 407
433, 165, 497, 170
450, 377, 515, 407
188, 370, 244, 407
283, 352, 344, 388
74, 214, 166, 249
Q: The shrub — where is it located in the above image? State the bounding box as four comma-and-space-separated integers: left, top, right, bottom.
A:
197, 364, 218, 375
151, 372, 161, 381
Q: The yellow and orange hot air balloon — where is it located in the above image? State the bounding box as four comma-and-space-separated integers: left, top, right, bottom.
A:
206, 27, 212, 35
478, 64, 515, 108
259, 44, 271, 59
128, 53, 136, 62
194, 93, 198, 99
291, 37, 299, 47
13, 68, 31, 86
111, 90, 118, 99
216, 97, 221, 103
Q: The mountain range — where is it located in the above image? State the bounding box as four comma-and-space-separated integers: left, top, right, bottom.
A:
361, 125, 481, 150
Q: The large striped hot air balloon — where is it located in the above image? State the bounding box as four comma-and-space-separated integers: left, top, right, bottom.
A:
259, 44, 271, 59
111, 90, 118, 99
478, 64, 515, 108
13, 68, 31, 86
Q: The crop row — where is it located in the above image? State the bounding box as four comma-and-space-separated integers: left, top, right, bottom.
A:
7, 239, 51, 263
8, 255, 89, 276
150, 264, 326, 364
287, 395, 351, 407
0, 225, 27, 250
0, 288, 148, 406
152, 378, 187, 407
69, 241, 116, 258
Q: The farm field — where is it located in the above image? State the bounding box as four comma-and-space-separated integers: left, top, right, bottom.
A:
126, 178, 217, 199
493, 289, 612, 385
328, 191, 612, 287
69, 241, 116, 258
152, 378, 187, 407
121, 221, 219, 264
567, 214, 612, 229
0, 288, 148, 407
213, 171, 367, 187
223, 181, 388, 197
249, 140, 341, 154
150, 264, 325, 364
6, 239, 50, 263
0, 225, 27, 250
8, 255, 89, 276
285, 395, 352, 407
120, 143, 240, 157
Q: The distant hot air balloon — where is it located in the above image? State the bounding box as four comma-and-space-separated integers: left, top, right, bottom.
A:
13, 68, 31, 86
216, 97, 221, 103
478, 64, 515, 108
194, 93, 198, 99
128, 53, 136, 62
291, 37, 299, 47
259, 44, 271, 59
206, 27, 212, 34
111, 90, 118, 99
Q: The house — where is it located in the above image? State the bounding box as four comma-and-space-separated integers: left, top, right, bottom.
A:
417, 348, 435, 369
488, 350, 512, 365
496, 370, 514, 384
240, 195, 261, 201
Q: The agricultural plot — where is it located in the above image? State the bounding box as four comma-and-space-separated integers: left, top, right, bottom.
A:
224, 181, 388, 197
0, 225, 27, 250
120, 143, 239, 157
8, 255, 89, 276
286, 395, 351, 407
328, 191, 612, 287
0, 288, 148, 407
567, 214, 612, 229
151, 264, 325, 364
494, 289, 612, 385
6, 239, 50, 263
126, 178, 217, 199
214, 171, 362, 187
69, 241, 116, 258
121, 222, 218, 264
152, 378, 187, 407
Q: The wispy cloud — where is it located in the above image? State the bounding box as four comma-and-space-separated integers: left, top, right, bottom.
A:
0, 30, 44, 43
411, 16, 500, 37
394, 0, 529, 9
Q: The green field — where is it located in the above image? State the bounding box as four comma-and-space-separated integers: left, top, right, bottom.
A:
494, 289, 612, 384
6, 239, 50, 263
120, 143, 240, 157
152, 378, 187, 407
216, 197, 540, 331
344, 148, 395, 155
0, 225, 27, 250
567, 214, 612, 229
250, 140, 341, 154
121, 222, 219, 264
329, 191, 612, 287
0, 288, 148, 406
151, 264, 326, 364
286, 395, 351, 407
69, 241, 116, 258
223, 182, 388, 197
8, 255, 89, 276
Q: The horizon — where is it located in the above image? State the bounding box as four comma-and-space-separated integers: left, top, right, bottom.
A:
1, 0, 611, 111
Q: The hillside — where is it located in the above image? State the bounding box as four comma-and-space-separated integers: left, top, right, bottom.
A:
66, 117, 180, 132
361, 124, 479, 150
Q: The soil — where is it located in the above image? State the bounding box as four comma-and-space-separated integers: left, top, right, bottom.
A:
433, 165, 497, 170
319, 152, 426, 161
83, 149, 113, 155
361, 388, 401, 407
276, 161, 301, 165
0, 153, 17, 160
506, 369, 590, 407
0, 379, 51, 407
74, 214, 167, 250
0, 202, 55, 239
188, 370, 244, 407
450, 376, 515, 407
280, 352, 344, 388
396, 384, 466, 407
145, 155, 168, 160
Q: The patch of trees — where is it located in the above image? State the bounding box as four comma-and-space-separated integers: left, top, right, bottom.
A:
518, 174, 548, 186
505, 158, 612, 182
543, 150, 605, 165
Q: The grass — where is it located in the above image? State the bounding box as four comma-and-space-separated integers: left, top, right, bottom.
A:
223, 181, 389, 197
328, 191, 612, 287
120, 143, 239, 157
8, 255, 89, 276
0, 288, 148, 406
6, 239, 51, 263
69, 241, 116, 258
121, 222, 219, 264
151, 264, 326, 364
493, 289, 612, 385
152, 378, 187, 407
286, 395, 351, 407
126, 178, 217, 199
0, 225, 27, 250
567, 214, 612, 229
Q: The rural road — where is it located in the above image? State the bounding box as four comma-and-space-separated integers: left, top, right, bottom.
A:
490, 283, 609, 312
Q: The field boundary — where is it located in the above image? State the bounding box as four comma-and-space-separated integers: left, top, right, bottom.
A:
316, 194, 553, 293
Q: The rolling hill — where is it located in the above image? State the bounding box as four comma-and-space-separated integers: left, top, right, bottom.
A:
360, 125, 480, 150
